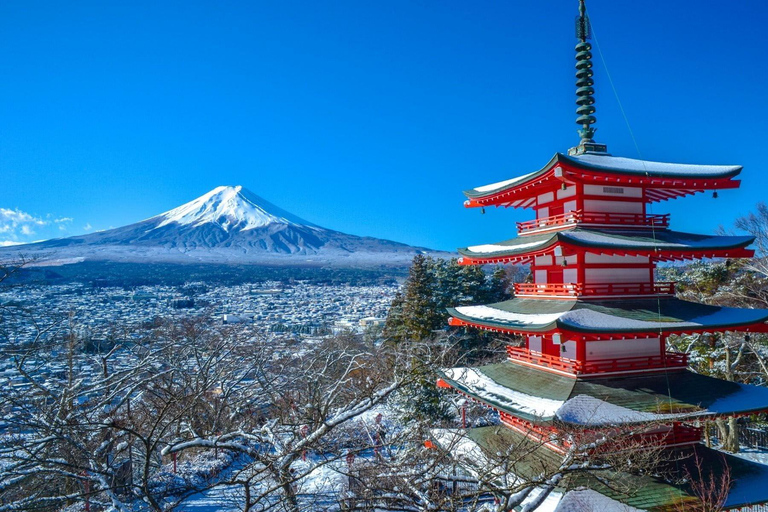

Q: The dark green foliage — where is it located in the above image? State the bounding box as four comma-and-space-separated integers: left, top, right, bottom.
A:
383, 256, 512, 344
6, 261, 405, 287
395, 366, 454, 424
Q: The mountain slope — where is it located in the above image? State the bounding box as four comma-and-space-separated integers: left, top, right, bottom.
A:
2, 186, 440, 267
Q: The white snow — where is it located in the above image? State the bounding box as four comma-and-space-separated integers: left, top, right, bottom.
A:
441, 367, 564, 417
453, 305, 564, 326
454, 303, 768, 332
431, 428, 565, 510
466, 239, 550, 254
554, 489, 645, 512
556, 395, 673, 426
467, 153, 739, 198
472, 170, 540, 193
733, 447, 768, 466
153, 185, 317, 231
445, 365, 768, 424
559, 307, 768, 331
570, 154, 740, 177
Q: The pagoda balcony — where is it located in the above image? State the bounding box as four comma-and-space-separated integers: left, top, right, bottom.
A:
513, 281, 676, 298
499, 412, 701, 450
505, 346, 689, 376
516, 210, 670, 235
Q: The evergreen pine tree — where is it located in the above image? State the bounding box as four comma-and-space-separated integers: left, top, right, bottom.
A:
399, 255, 441, 341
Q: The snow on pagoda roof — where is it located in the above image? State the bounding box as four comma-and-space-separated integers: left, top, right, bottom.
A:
438, 426, 768, 511
566, 153, 741, 177
429, 428, 571, 511
458, 228, 754, 262
448, 297, 768, 335
554, 490, 645, 512
463, 152, 742, 200
437, 362, 768, 425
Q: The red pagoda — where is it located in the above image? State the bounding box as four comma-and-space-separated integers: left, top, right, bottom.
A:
435, 2, 768, 510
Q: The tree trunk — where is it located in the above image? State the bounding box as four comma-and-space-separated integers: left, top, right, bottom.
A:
715, 418, 740, 453
278, 467, 300, 512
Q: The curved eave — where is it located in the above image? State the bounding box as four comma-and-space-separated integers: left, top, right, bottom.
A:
435, 369, 557, 423
463, 153, 742, 208
448, 313, 768, 339
448, 300, 768, 338
457, 231, 755, 266
437, 363, 768, 427
448, 308, 557, 334
561, 153, 742, 180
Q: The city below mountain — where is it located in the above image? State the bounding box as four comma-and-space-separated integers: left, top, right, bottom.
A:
0, 186, 440, 267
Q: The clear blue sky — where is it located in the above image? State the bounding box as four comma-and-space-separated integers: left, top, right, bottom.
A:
1, 0, 767, 251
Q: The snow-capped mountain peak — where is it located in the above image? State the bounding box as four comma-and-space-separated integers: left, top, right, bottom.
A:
153, 185, 316, 232
0, 184, 443, 267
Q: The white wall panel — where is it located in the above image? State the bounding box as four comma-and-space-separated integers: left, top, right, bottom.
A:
584, 185, 643, 198
585, 267, 650, 283
586, 338, 660, 360
583, 199, 643, 214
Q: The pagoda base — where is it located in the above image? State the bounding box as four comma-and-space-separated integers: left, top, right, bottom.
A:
432, 426, 768, 511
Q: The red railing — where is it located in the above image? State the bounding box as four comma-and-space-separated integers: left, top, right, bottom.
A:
505, 346, 689, 375
516, 211, 580, 233
514, 282, 676, 297
514, 283, 581, 296
500, 411, 701, 448
516, 210, 670, 234
662, 424, 703, 445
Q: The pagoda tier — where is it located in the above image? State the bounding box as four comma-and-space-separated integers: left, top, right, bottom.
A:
436, 361, 768, 426
448, 297, 768, 337
463, 152, 742, 209
447, 296, 768, 376
457, 228, 754, 266
431, 426, 768, 511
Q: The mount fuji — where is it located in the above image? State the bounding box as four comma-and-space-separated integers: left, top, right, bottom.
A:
2, 186, 439, 267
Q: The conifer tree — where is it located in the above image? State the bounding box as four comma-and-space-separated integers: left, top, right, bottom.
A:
400, 255, 442, 340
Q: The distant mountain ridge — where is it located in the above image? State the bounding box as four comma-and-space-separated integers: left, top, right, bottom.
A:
1, 186, 441, 267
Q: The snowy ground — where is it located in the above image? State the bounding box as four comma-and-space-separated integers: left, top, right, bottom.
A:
732, 446, 768, 465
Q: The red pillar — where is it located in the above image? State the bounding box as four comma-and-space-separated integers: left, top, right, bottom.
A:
576, 337, 586, 362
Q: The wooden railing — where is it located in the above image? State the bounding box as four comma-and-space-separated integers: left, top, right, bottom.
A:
513, 281, 676, 297
516, 211, 580, 234
665, 424, 703, 445
514, 283, 581, 296
500, 411, 701, 448
505, 346, 689, 375
516, 210, 670, 234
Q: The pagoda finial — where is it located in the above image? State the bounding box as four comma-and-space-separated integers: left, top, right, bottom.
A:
569, 0, 607, 156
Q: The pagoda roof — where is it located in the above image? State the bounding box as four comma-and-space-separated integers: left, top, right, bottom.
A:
436, 361, 768, 425
447, 297, 768, 337
463, 152, 742, 207
458, 228, 754, 264
438, 426, 768, 511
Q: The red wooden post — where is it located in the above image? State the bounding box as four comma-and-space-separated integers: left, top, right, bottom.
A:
172, 452, 177, 474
